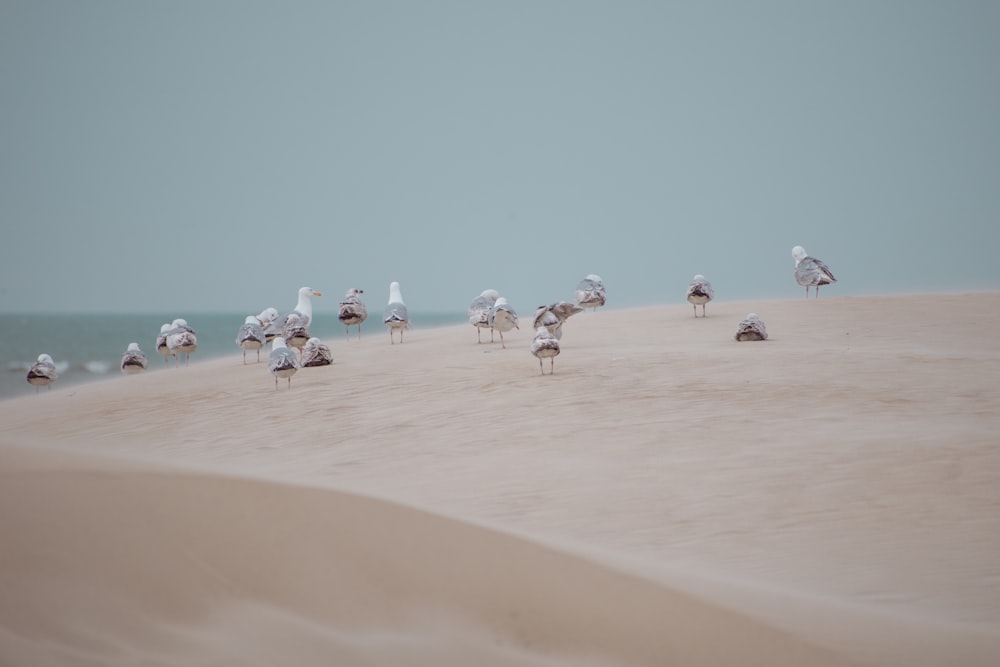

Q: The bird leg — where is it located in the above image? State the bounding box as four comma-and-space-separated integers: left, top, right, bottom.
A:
499, 331, 506, 349
538, 358, 544, 374
550, 358, 555, 374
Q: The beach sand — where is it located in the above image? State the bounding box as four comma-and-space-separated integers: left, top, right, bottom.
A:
2, 293, 998, 666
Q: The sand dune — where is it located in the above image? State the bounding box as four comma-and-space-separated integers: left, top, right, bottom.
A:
2, 293, 999, 666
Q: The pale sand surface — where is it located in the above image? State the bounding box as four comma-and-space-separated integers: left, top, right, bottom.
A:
2, 293, 999, 666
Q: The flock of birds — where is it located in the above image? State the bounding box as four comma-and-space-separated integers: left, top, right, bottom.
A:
24, 246, 837, 390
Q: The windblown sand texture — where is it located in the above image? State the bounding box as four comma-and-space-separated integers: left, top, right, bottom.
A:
2, 293, 998, 666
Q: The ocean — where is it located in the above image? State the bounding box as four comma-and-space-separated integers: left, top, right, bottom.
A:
0, 311, 466, 401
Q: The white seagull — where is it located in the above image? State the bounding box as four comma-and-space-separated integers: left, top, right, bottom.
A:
338, 288, 368, 340
532, 301, 583, 341
686, 274, 715, 317
26, 353, 58, 392
120, 342, 148, 375
575, 274, 607, 311
792, 246, 837, 298
165, 318, 197, 365
301, 337, 334, 367
487, 297, 519, 349
383, 281, 410, 344
236, 315, 267, 364
268, 336, 300, 389
468, 289, 500, 343
531, 326, 561, 375
734, 313, 768, 341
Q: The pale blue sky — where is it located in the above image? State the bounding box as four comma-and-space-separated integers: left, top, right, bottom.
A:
2, 1, 998, 315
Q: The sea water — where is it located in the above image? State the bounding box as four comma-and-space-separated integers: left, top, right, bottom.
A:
0, 311, 465, 400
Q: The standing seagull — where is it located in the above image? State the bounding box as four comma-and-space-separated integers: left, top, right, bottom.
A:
488, 297, 519, 349
383, 281, 410, 344
532, 301, 583, 341
26, 353, 58, 392
301, 337, 334, 367
156, 323, 174, 364
734, 313, 768, 341
268, 336, 300, 389
165, 318, 197, 366
686, 274, 715, 317
236, 315, 266, 364
575, 274, 607, 312
338, 288, 368, 340
120, 343, 148, 375
531, 326, 561, 375
256, 307, 280, 342
468, 289, 500, 343
792, 246, 837, 298
265, 287, 322, 350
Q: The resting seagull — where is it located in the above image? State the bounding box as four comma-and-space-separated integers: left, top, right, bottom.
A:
468, 289, 500, 343
686, 274, 714, 317
338, 288, 368, 340
120, 343, 148, 375
575, 274, 607, 311
383, 281, 410, 344
734, 313, 768, 341
532, 302, 583, 341
531, 326, 561, 375
268, 336, 300, 389
236, 315, 266, 364
792, 246, 837, 298
26, 353, 58, 392
487, 297, 519, 349
301, 337, 334, 367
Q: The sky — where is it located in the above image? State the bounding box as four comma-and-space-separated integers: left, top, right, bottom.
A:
1, 0, 998, 316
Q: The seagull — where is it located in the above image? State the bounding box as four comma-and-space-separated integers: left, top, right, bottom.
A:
383, 281, 410, 344
734, 313, 768, 341
686, 274, 714, 317
255, 307, 280, 342
301, 337, 334, 367
165, 318, 197, 365
338, 288, 368, 340
282, 312, 311, 354
531, 326, 561, 375
265, 287, 322, 349
792, 246, 837, 298
156, 323, 174, 364
26, 353, 58, 392
487, 297, 519, 349
575, 274, 607, 311
268, 336, 300, 389
532, 301, 583, 340
120, 342, 148, 375
236, 315, 266, 364
468, 289, 500, 343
